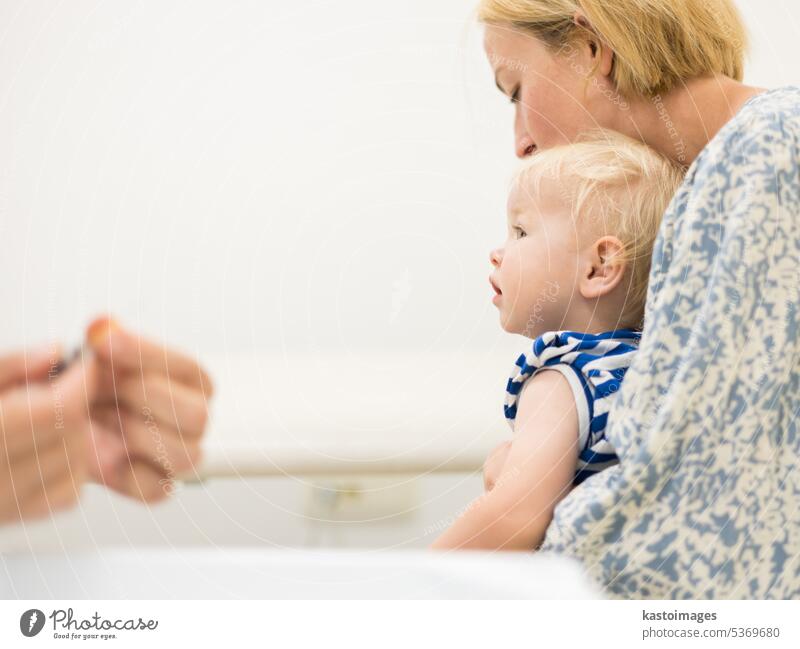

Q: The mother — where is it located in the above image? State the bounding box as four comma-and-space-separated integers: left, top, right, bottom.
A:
479, 0, 800, 598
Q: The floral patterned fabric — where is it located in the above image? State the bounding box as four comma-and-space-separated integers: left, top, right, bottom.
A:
539, 86, 800, 599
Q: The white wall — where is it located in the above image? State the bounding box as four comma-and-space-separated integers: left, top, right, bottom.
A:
1, 0, 797, 552
0, 0, 797, 357
0, 0, 505, 358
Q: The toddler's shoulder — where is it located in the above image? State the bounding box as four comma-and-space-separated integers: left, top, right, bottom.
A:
504, 330, 641, 426
508, 330, 641, 380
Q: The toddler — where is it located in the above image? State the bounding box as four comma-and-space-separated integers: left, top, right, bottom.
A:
432, 132, 684, 551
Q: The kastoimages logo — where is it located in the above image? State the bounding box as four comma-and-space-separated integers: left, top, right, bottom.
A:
20, 609, 46, 637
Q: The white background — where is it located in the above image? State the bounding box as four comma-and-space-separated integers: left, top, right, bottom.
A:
1, 1, 799, 554
2, 0, 797, 355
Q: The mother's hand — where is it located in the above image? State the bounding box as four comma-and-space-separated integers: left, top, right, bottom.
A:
84, 317, 214, 502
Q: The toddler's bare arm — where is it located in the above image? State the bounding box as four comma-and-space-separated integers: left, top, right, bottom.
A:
431, 370, 579, 551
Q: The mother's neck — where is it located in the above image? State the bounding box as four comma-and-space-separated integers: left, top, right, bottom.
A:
618, 75, 765, 167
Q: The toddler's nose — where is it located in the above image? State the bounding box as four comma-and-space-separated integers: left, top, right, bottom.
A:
489, 247, 503, 267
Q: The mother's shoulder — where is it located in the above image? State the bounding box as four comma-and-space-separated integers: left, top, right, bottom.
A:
692, 86, 800, 176
720, 86, 800, 144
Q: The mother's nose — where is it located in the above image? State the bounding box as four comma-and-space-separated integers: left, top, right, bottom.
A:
515, 132, 536, 159
489, 247, 503, 267
514, 109, 536, 159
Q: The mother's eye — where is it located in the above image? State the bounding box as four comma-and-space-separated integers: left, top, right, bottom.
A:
510, 86, 520, 104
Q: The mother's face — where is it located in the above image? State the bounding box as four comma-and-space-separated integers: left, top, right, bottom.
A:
483, 24, 622, 158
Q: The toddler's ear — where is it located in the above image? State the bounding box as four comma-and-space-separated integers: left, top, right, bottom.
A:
579, 236, 627, 299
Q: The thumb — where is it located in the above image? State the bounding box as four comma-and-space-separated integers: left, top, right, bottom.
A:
0, 349, 99, 441
44, 350, 99, 422
0, 343, 63, 391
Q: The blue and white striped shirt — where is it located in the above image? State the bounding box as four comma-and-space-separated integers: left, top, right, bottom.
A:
503, 329, 641, 485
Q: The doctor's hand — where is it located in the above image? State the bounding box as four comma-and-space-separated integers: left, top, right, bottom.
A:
0, 347, 97, 524
84, 317, 213, 503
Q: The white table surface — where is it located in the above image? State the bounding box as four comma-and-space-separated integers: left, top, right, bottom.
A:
0, 548, 602, 599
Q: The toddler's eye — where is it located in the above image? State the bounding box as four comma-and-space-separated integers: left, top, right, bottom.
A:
513, 226, 526, 239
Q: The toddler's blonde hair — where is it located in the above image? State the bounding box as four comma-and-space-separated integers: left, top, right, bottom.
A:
514, 131, 685, 327
478, 0, 747, 98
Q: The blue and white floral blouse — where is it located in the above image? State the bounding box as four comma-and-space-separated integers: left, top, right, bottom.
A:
539, 86, 800, 599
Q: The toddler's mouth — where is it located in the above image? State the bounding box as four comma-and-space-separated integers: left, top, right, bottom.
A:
489, 276, 502, 296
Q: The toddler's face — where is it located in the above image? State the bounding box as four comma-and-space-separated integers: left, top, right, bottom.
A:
489, 179, 582, 337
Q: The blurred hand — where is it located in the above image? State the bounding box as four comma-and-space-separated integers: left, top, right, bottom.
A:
0, 347, 97, 524
482, 440, 512, 492
84, 317, 214, 502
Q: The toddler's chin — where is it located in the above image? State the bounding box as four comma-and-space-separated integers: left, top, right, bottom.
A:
510, 317, 546, 340
498, 312, 523, 336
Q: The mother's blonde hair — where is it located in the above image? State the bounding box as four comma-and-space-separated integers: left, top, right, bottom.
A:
478, 0, 747, 97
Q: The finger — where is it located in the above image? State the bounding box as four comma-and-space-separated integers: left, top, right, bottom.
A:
0, 356, 97, 458
5, 433, 87, 523
17, 469, 84, 521
49, 350, 99, 420
113, 374, 209, 439
12, 431, 87, 508
92, 404, 202, 476
114, 458, 172, 504
1, 436, 66, 513
84, 416, 127, 488
29, 353, 97, 430
86, 317, 214, 396
0, 343, 63, 391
